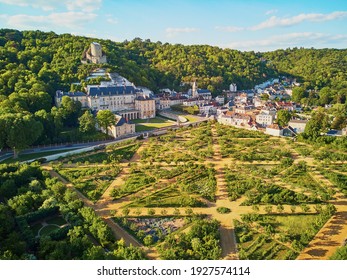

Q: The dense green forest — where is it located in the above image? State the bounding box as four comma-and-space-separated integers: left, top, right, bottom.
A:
0, 28, 346, 151
1, 29, 347, 95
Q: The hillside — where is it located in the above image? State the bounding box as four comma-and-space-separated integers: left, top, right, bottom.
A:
1, 29, 347, 97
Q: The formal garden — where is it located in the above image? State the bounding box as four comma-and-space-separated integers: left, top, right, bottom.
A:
42, 122, 347, 260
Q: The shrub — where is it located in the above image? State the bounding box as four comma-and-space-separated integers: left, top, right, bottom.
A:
217, 207, 231, 214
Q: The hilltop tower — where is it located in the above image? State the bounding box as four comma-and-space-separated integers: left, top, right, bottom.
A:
83, 42, 107, 64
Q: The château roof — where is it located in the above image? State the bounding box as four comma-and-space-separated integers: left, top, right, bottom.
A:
56, 90, 86, 97
87, 85, 142, 96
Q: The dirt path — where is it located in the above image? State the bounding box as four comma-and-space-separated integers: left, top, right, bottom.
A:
208, 128, 239, 259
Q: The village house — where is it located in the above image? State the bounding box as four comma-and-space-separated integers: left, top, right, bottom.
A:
199, 104, 216, 115
256, 112, 274, 127
218, 111, 251, 127
234, 104, 255, 114
288, 119, 308, 134
215, 95, 225, 105
265, 124, 283, 136
107, 116, 135, 138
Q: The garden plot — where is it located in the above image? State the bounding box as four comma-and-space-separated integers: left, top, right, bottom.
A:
71, 144, 140, 164
318, 169, 347, 195
128, 185, 207, 208
58, 166, 117, 202
114, 217, 187, 245
283, 169, 333, 201
30, 215, 68, 238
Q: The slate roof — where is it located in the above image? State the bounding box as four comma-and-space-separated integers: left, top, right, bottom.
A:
56, 91, 86, 97
326, 130, 340, 135
115, 117, 127, 127
87, 85, 142, 96
197, 89, 211, 94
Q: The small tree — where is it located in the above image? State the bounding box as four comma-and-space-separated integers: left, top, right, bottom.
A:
147, 208, 155, 216
122, 208, 130, 217
264, 205, 273, 214
185, 208, 193, 215
276, 204, 284, 213
173, 208, 180, 216
300, 204, 310, 213
143, 235, 153, 246
252, 205, 260, 213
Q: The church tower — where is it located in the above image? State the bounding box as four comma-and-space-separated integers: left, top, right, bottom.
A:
192, 81, 198, 97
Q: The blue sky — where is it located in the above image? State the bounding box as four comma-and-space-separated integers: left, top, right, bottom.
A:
1, 0, 347, 51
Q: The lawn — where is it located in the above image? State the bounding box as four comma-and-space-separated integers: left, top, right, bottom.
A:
46, 216, 67, 226
39, 224, 60, 236
133, 117, 175, 132
272, 214, 318, 236
2, 148, 78, 164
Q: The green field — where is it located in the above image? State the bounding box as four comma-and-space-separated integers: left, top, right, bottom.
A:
133, 117, 175, 132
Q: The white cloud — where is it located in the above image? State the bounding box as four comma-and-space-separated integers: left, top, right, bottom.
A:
2, 12, 97, 30
66, 0, 102, 13
165, 27, 199, 37
224, 32, 347, 51
215, 26, 244, 32
0, 0, 102, 12
106, 18, 118, 25
251, 11, 347, 30
217, 11, 347, 33
265, 9, 278, 15
0, 0, 57, 11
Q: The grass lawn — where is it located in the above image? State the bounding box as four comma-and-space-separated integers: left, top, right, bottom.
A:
39, 224, 60, 236
46, 216, 67, 226
185, 115, 200, 122
271, 214, 319, 236
133, 117, 175, 132
31, 223, 43, 236
2, 148, 78, 164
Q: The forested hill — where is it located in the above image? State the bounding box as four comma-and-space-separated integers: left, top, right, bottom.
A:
1, 29, 346, 97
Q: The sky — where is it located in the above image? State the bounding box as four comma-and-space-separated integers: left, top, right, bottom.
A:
1, 0, 347, 51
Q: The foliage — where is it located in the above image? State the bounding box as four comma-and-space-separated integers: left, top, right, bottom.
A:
330, 245, 347, 260
78, 110, 96, 133
276, 109, 292, 126
216, 207, 231, 214
158, 218, 222, 260
96, 110, 115, 132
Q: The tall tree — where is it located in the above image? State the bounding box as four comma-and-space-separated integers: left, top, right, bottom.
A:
96, 110, 115, 133
276, 109, 292, 126
60, 96, 82, 127
291, 87, 306, 103
303, 108, 330, 139
1, 113, 43, 158
78, 110, 96, 133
